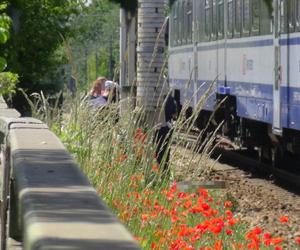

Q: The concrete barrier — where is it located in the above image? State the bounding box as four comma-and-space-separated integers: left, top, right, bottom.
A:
0, 104, 140, 249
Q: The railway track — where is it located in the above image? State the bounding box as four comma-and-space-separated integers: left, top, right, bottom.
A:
175, 130, 300, 192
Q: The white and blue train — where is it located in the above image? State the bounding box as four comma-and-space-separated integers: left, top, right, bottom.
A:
168, 0, 300, 165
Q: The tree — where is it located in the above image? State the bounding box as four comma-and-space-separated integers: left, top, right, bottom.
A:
0, 2, 18, 97
67, 0, 120, 90
0, 2, 10, 72
1, 0, 82, 113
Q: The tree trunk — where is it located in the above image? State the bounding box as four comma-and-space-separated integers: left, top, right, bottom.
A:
136, 0, 166, 126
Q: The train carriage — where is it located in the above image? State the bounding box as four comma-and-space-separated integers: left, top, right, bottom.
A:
168, 0, 300, 165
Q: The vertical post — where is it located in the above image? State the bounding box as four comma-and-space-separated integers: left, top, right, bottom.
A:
95, 51, 99, 78
128, 15, 137, 89
136, 0, 166, 126
84, 47, 88, 85
119, 9, 137, 115
109, 35, 114, 80
119, 8, 127, 101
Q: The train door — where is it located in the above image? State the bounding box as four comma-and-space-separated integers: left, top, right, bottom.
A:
217, 0, 225, 88
272, 0, 282, 135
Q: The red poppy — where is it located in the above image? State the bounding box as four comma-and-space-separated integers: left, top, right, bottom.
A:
279, 215, 289, 223
226, 229, 233, 235
214, 240, 223, 250
224, 201, 233, 208
141, 214, 149, 221
271, 237, 284, 245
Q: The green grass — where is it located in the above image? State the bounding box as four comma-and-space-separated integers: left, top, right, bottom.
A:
27, 92, 291, 250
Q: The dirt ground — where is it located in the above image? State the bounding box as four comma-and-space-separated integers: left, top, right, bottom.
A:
172, 147, 300, 249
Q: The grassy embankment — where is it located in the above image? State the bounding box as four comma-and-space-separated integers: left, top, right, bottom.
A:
26, 91, 292, 250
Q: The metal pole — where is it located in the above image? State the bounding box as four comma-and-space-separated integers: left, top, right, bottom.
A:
109, 35, 113, 79
119, 8, 127, 101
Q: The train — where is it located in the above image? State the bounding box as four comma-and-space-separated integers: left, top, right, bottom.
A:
168, 0, 300, 167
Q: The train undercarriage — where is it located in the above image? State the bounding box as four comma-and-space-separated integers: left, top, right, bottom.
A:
174, 91, 300, 169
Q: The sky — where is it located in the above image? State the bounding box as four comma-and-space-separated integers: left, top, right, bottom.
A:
85, 0, 92, 6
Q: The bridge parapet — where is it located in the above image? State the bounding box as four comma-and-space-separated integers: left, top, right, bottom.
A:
0, 99, 140, 250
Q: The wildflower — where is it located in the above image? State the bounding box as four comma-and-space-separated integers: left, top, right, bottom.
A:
228, 217, 239, 226
271, 237, 284, 245
263, 232, 272, 246
224, 200, 233, 208
279, 215, 289, 223
115, 153, 127, 163
247, 239, 260, 250
252, 227, 263, 235
151, 164, 159, 172
151, 242, 157, 249
231, 243, 244, 249
226, 229, 233, 235
214, 240, 223, 250
198, 188, 209, 198
225, 210, 233, 218
183, 199, 193, 209
141, 214, 149, 222
210, 225, 223, 234
295, 237, 300, 245
178, 192, 188, 199
201, 202, 210, 210
178, 225, 194, 237
171, 215, 179, 223
263, 232, 271, 239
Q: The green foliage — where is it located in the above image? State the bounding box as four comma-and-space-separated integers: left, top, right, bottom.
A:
0, 72, 18, 95
0, 57, 7, 72
0, 2, 10, 73
67, 0, 119, 90
0, 1, 19, 97
3, 0, 81, 94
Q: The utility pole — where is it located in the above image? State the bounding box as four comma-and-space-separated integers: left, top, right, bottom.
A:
119, 8, 137, 114
108, 35, 114, 79
136, 0, 165, 126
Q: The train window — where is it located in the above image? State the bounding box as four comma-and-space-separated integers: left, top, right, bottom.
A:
205, 0, 212, 40
182, 0, 187, 45
197, 0, 205, 42
296, 0, 300, 30
234, 0, 242, 37
174, 1, 179, 45
242, 0, 250, 36
260, 0, 272, 35
212, 0, 217, 40
227, 0, 234, 38
187, 0, 193, 44
217, 0, 224, 39
252, 0, 260, 34
171, 3, 176, 47
280, 0, 287, 34
178, 0, 184, 45
288, 0, 296, 33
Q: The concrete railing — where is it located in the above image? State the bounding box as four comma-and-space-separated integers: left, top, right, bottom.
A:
0, 97, 140, 250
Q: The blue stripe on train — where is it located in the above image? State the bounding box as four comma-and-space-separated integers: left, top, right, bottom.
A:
169, 36, 300, 55
169, 78, 300, 130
